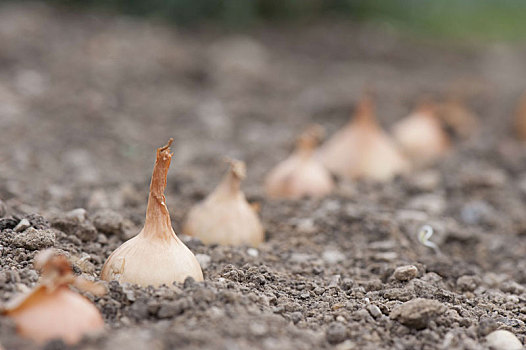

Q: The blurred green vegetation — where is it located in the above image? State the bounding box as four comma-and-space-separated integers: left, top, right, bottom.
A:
45, 0, 526, 40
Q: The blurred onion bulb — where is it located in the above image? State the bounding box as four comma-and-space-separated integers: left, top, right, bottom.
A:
184, 159, 264, 247
435, 98, 478, 139
514, 91, 526, 140
265, 125, 334, 199
317, 95, 409, 181
393, 101, 450, 164
101, 139, 203, 287
2, 249, 105, 345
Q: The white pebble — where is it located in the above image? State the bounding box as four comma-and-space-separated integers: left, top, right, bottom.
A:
195, 254, 211, 269
247, 248, 259, 257
322, 249, 345, 264
14, 218, 30, 232
486, 330, 522, 350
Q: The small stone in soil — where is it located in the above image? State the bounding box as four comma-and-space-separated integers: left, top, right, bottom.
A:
322, 249, 345, 264
393, 265, 418, 281
14, 218, 30, 232
389, 298, 446, 329
367, 304, 382, 319
485, 330, 523, 350
195, 254, 211, 269
326, 322, 347, 344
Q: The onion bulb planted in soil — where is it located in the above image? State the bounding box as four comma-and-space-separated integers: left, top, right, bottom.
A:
265, 124, 334, 199
393, 100, 451, 164
184, 159, 264, 247
317, 94, 410, 181
101, 139, 203, 287
2, 249, 105, 345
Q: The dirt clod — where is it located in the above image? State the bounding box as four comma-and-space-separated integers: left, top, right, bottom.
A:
390, 298, 447, 329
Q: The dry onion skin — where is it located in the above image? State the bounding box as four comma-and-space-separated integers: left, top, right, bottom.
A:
265, 125, 334, 199
317, 95, 409, 181
392, 102, 451, 164
101, 139, 203, 287
515, 91, 526, 140
2, 249, 105, 345
183, 159, 264, 247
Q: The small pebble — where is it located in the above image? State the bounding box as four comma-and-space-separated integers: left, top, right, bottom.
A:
322, 249, 345, 264
390, 298, 446, 329
367, 304, 382, 319
65, 208, 87, 223
486, 330, 522, 350
14, 218, 30, 232
247, 248, 259, 257
393, 265, 418, 281
195, 254, 211, 269
326, 322, 347, 344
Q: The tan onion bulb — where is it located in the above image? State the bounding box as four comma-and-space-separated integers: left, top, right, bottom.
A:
317, 95, 409, 181
392, 101, 450, 164
514, 91, 526, 140
2, 249, 105, 345
265, 125, 334, 199
183, 159, 264, 247
101, 139, 203, 287
435, 98, 478, 139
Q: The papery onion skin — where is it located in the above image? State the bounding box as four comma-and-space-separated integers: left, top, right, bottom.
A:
5, 285, 104, 345
265, 125, 334, 199
2, 250, 104, 345
101, 139, 203, 287
317, 96, 409, 181
184, 160, 264, 247
392, 103, 450, 164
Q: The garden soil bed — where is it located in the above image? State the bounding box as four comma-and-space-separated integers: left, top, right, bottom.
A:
1, 3, 526, 349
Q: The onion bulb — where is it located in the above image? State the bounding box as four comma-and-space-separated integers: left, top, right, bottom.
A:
2, 249, 105, 345
435, 98, 478, 139
515, 91, 526, 140
317, 95, 409, 181
101, 139, 203, 287
183, 159, 264, 247
392, 101, 450, 164
265, 125, 334, 199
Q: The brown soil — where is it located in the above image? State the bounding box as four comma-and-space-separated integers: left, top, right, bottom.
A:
1, 3, 526, 350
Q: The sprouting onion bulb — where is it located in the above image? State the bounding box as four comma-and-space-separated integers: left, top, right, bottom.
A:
317, 94, 409, 181
2, 249, 105, 345
101, 139, 203, 287
183, 159, 264, 247
392, 101, 450, 164
265, 125, 334, 199
515, 91, 526, 140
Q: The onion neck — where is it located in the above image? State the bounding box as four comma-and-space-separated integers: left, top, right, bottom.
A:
143, 141, 175, 239
353, 95, 378, 128
213, 170, 242, 200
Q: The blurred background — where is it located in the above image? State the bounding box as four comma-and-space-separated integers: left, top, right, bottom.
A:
0, 0, 525, 215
